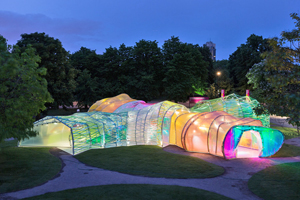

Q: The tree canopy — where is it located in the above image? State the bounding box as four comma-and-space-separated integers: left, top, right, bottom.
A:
162, 36, 208, 102
247, 13, 300, 131
16, 32, 77, 109
69, 37, 210, 103
0, 35, 53, 142
228, 34, 270, 94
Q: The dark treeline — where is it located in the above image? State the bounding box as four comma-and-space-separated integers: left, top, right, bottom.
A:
14, 32, 272, 108
70, 36, 213, 107
15, 33, 214, 108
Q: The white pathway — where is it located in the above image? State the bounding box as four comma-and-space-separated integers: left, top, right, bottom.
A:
2, 137, 300, 200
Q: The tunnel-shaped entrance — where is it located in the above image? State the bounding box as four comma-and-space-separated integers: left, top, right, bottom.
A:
235, 130, 262, 158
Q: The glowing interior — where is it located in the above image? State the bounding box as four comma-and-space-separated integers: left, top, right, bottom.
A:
20, 94, 284, 159
236, 130, 262, 158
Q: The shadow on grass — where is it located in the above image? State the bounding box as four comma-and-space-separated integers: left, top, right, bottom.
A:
271, 143, 300, 158
24, 184, 233, 200
75, 145, 224, 179
248, 162, 300, 200
0, 140, 61, 194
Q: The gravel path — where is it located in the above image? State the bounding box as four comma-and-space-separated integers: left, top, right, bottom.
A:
2, 136, 300, 200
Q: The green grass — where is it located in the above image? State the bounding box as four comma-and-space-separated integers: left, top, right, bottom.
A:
271, 143, 300, 157
24, 184, 232, 200
268, 125, 300, 157
0, 140, 61, 194
270, 125, 300, 140
248, 162, 300, 200
75, 145, 224, 179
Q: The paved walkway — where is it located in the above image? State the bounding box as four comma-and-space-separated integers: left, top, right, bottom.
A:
1, 136, 300, 200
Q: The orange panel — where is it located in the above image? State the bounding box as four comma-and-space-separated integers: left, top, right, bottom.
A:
102, 99, 135, 113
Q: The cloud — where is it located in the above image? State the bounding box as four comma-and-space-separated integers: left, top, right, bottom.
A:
0, 11, 103, 52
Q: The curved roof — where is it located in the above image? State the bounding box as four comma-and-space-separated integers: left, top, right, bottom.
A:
190, 94, 270, 127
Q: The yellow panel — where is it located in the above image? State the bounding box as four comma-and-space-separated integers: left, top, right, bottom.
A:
169, 109, 190, 145
88, 98, 108, 112
102, 99, 135, 113
174, 113, 198, 148
93, 94, 136, 112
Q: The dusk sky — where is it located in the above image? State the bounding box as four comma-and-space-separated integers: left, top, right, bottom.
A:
1, 0, 299, 60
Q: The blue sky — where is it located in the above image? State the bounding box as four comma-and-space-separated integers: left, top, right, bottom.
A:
0, 0, 299, 60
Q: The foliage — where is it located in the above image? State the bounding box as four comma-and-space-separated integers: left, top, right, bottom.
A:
70, 37, 212, 102
0, 140, 61, 193
0, 35, 53, 141
16, 32, 77, 109
75, 145, 224, 179
70, 47, 99, 108
197, 45, 214, 85
162, 36, 208, 102
25, 184, 232, 200
247, 13, 300, 132
192, 85, 205, 96
76, 69, 99, 108
213, 59, 233, 95
205, 83, 219, 99
228, 34, 270, 94
94, 44, 134, 98
130, 40, 163, 101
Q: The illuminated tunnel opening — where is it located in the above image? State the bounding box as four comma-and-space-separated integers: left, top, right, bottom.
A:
236, 130, 262, 158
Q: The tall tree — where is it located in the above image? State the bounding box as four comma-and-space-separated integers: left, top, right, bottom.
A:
228, 34, 270, 94
162, 36, 208, 102
197, 45, 214, 85
130, 39, 163, 101
75, 69, 99, 108
70, 47, 100, 107
70, 47, 97, 72
0, 35, 53, 142
247, 13, 300, 132
16, 32, 77, 109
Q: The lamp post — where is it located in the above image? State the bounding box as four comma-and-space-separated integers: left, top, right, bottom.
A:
216, 71, 221, 97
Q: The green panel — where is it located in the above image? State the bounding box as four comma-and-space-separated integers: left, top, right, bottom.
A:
191, 94, 270, 127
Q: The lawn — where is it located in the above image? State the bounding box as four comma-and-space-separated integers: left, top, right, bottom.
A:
270, 125, 300, 140
75, 145, 224, 179
24, 184, 232, 200
248, 162, 300, 200
271, 143, 300, 157
0, 140, 61, 194
268, 125, 300, 157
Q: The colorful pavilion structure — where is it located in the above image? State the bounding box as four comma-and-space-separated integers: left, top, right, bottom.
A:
19, 94, 284, 159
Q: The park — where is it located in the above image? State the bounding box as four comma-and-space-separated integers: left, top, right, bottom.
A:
1, 5, 300, 200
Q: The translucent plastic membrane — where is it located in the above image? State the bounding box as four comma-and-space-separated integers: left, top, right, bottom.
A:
191, 94, 270, 127
20, 94, 284, 159
20, 112, 128, 155
88, 93, 135, 112
223, 125, 284, 159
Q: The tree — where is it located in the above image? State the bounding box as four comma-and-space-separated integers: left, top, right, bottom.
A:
70, 47, 97, 72
130, 39, 163, 101
228, 34, 270, 94
75, 69, 99, 109
70, 47, 100, 108
213, 59, 233, 95
197, 45, 214, 85
16, 32, 77, 109
162, 36, 208, 102
0, 35, 53, 142
246, 13, 300, 132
